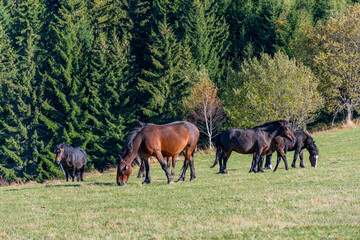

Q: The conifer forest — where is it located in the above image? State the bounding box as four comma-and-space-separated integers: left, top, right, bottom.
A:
0, 0, 359, 182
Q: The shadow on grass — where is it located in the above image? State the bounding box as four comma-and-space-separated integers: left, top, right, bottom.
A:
1, 182, 115, 192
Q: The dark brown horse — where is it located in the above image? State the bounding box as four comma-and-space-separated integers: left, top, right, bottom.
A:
264, 130, 319, 170
55, 144, 87, 181
211, 120, 295, 173
116, 121, 199, 186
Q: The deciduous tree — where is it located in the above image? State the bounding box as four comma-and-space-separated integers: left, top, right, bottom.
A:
184, 67, 225, 149
224, 51, 323, 129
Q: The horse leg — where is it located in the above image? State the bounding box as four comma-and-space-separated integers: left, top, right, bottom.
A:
257, 156, 265, 172
171, 155, 177, 176
137, 156, 145, 178
273, 152, 282, 172
71, 167, 76, 182
80, 167, 85, 181
142, 157, 151, 184
249, 151, 260, 173
76, 169, 80, 181
189, 155, 196, 181
65, 170, 69, 181
299, 150, 305, 168
154, 151, 173, 184
265, 154, 272, 169
222, 152, 232, 174
219, 154, 224, 173
280, 150, 288, 170
167, 156, 172, 176
178, 150, 192, 182
291, 149, 300, 168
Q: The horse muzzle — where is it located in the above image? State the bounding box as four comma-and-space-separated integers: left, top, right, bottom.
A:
311, 155, 318, 168
117, 181, 126, 186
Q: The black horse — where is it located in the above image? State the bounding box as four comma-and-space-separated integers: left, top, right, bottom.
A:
211, 120, 295, 173
55, 144, 87, 181
264, 130, 319, 170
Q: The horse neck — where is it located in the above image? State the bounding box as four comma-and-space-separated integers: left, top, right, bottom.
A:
262, 126, 279, 139
123, 136, 141, 165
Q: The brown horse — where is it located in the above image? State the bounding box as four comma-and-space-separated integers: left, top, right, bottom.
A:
116, 121, 199, 186
211, 120, 295, 173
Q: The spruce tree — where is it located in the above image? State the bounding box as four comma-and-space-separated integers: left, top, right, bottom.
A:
0, 0, 57, 182
0, 15, 19, 182
184, 0, 229, 88
90, 30, 130, 168
40, 0, 94, 166
137, 13, 193, 123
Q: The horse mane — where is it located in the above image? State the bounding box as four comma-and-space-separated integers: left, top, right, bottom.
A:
252, 120, 289, 130
303, 131, 317, 151
121, 121, 147, 157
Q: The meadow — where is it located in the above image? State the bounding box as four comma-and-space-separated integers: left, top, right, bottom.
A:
0, 127, 359, 239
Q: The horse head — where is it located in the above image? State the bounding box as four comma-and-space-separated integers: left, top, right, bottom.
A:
116, 153, 133, 186
277, 122, 295, 141
54, 144, 65, 164
307, 140, 319, 168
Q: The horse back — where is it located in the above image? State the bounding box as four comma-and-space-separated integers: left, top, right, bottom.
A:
140, 121, 199, 156
221, 128, 259, 154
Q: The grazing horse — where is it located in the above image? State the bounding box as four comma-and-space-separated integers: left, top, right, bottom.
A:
55, 144, 87, 181
211, 120, 295, 173
116, 121, 199, 186
264, 130, 319, 170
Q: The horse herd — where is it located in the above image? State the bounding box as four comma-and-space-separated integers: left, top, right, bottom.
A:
54, 120, 319, 185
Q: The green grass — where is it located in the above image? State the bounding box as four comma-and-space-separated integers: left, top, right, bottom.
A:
1, 127, 359, 239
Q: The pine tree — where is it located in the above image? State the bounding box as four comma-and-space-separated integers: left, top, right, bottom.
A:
40, 0, 94, 165
184, 0, 229, 88
90, 30, 130, 169
137, 13, 193, 122
0, 11, 19, 182
0, 0, 57, 182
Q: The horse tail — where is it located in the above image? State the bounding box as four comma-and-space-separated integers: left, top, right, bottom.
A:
210, 132, 224, 168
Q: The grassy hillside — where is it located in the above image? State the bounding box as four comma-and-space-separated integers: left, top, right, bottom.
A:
0, 127, 359, 239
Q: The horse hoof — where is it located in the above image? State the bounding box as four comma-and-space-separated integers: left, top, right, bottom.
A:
259, 169, 264, 173
285, 168, 289, 171
142, 181, 150, 185
291, 165, 296, 168
177, 178, 184, 183
168, 180, 174, 184
190, 177, 196, 181
300, 165, 305, 168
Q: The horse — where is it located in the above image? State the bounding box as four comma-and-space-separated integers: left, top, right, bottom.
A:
211, 120, 295, 173
54, 143, 87, 181
264, 130, 319, 170
116, 121, 199, 186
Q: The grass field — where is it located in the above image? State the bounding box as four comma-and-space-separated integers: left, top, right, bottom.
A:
0, 127, 359, 239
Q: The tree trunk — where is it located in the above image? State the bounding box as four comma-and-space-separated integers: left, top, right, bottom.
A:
344, 104, 353, 124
